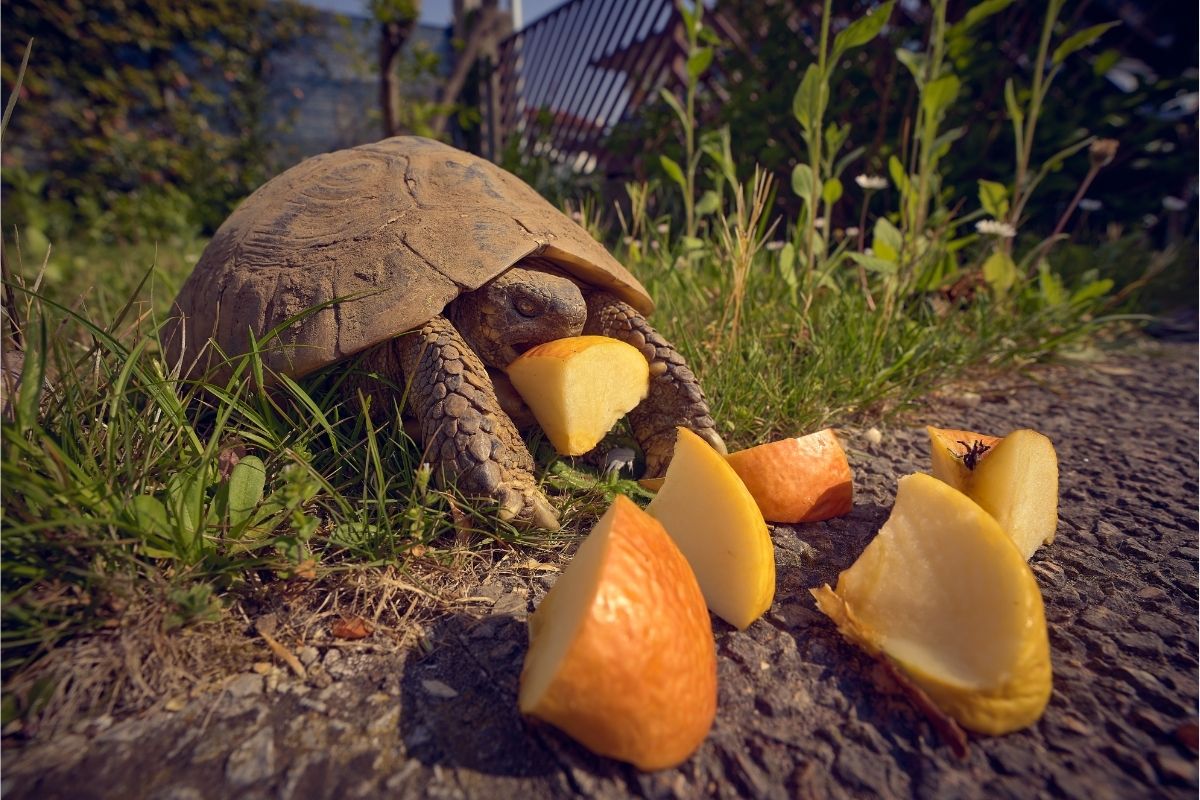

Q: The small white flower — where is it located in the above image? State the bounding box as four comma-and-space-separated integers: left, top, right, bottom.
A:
864, 247, 875, 256
975, 219, 1017, 238
813, 217, 827, 229
764, 240, 785, 251
656, 223, 669, 235
649, 240, 659, 250
1142, 214, 1159, 227
622, 236, 635, 245
570, 210, 583, 221
1078, 198, 1103, 212
855, 174, 888, 190
1162, 196, 1188, 211
845, 227, 860, 237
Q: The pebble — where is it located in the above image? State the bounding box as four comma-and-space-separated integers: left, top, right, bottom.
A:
298, 646, 320, 666
864, 427, 883, 445
421, 679, 459, 699
491, 591, 528, 618
225, 726, 276, 787
226, 673, 264, 698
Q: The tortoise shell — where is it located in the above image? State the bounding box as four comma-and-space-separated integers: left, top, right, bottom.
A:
165, 136, 652, 380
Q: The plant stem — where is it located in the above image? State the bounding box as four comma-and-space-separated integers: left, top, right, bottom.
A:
804, 0, 833, 274
1011, 0, 1064, 238
913, 0, 947, 238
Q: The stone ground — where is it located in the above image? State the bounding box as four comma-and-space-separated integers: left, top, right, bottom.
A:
3, 341, 1198, 799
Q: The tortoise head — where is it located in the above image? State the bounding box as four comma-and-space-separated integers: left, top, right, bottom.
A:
448, 260, 587, 369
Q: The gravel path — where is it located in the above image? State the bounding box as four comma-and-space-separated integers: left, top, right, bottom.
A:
4, 342, 1197, 799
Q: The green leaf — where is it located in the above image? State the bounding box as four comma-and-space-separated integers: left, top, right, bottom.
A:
659, 155, 686, 190
166, 468, 207, 555
227, 456, 266, 530
791, 163, 815, 201
895, 48, 927, 87
1037, 261, 1066, 306
921, 74, 960, 121
778, 243, 798, 293
1071, 278, 1114, 305
822, 177, 844, 206
872, 217, 903, 262
1004, 78, 1024, 158
1053, 22, 1120, 65
686, 47, 713, 81
847, 251, 898, 274
831, 1, 895, 64
1092, 48, 1121, 77
982, 251, 1018, 294
977, 180, 1010, 219
132, 495, 170, 538
887, 155, 909, 194
792, 64, 827, 133
696, 189, 721, 217
1003, 78, 1024, 127
947, 0, 1014, 39
658, 87, 687, 128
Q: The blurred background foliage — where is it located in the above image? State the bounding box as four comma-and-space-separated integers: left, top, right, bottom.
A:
2, 0, 320, 244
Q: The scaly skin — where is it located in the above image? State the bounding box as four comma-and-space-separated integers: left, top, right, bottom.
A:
582, 293, 727, 477
354, 315, 560, 531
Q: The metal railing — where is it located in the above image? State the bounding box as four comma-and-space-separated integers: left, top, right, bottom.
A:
483, 0, 686, 172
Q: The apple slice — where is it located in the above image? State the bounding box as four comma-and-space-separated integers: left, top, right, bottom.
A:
507, 336, 649, 456
645, 428, 775, 629
811, 473, 1052, 735
723, 429, 853, 523
927, 427, 1002, 490
927, 427, 1058, 560
519, 494, 716, 771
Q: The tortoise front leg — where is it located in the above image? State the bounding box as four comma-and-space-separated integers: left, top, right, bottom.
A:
359, 315, 560, 530
583, 293, 726, 477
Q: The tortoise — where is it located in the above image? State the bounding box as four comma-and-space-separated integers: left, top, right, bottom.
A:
165, 136, 725, 530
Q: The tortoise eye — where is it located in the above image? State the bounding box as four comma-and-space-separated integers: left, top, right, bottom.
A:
514, 297, 540, 317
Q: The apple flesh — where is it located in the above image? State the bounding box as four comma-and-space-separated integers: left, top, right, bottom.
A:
646, 428, 775, 629
811, 472, 1052, 735
506, 336, 649, 456
927, 427, 1058, 560
519, 494, 716, 771
723, 429, 853, 523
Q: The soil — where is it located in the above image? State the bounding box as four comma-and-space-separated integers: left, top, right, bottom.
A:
3, 341, 1197, 799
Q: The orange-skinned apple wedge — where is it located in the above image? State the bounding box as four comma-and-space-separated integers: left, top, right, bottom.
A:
722, 429, 853, 523
506, 336, 650, 456
518, 495, 716, 771
927, 427, 1059, 560
645, 428, 775, 629
811, 473, 1052, 735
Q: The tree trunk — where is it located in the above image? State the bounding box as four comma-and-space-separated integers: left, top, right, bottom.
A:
379, 18, 416, 138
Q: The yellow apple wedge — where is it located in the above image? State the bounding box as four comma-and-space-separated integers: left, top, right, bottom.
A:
927, 427, 1059, 560
645, 428, 775, 629
811, 473, 1052, 735
927, 427, 1002, 490
723, 429, 854, 523
519, 494, 716, 771
507, 336, 650, 456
